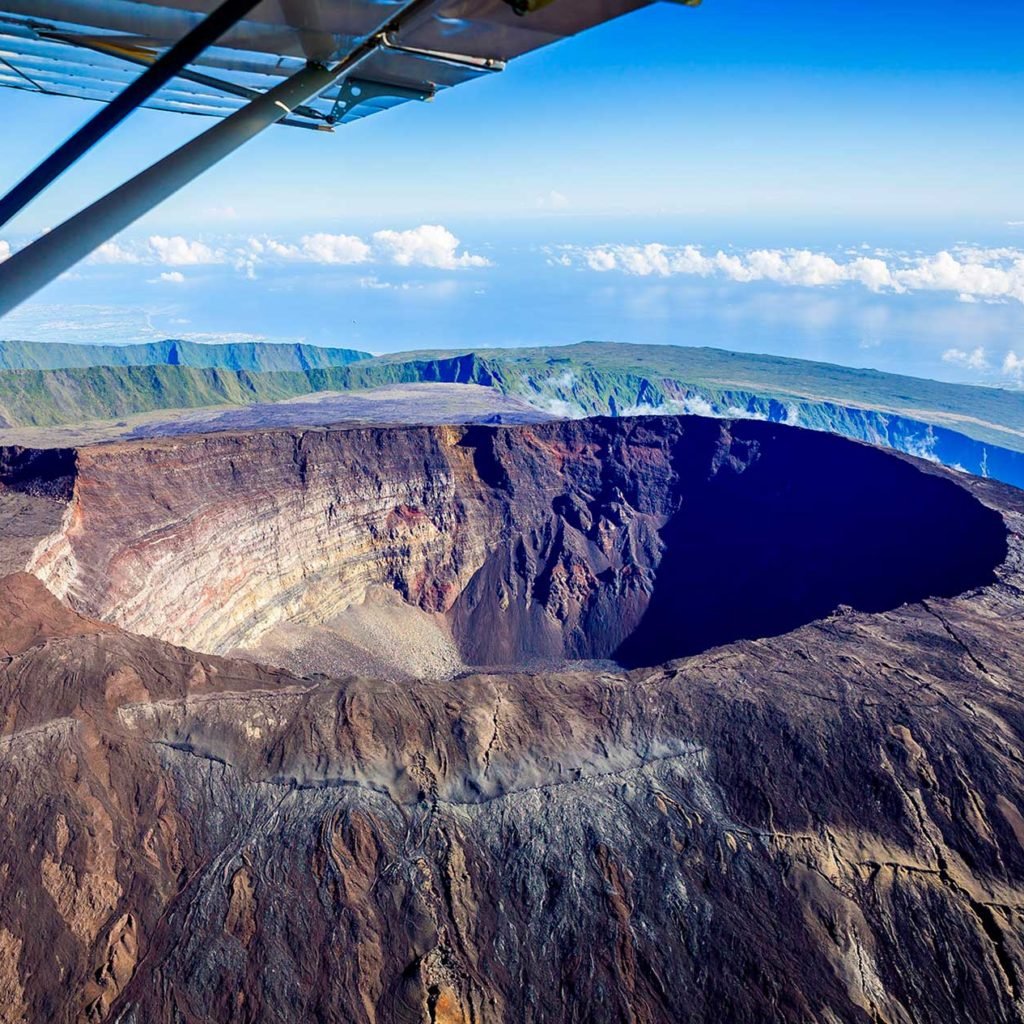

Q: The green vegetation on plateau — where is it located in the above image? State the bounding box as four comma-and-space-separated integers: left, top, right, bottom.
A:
375, 342, 1024, 451
2, 340, 1024, 485
0, 356, 487, 428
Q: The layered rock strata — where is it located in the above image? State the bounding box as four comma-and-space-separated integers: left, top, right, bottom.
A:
21, 417, 1006, 673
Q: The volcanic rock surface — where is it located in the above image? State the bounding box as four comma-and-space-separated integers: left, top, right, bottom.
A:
0, 415, 1022, 1023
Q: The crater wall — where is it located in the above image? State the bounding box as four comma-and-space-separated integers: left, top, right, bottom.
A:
20, 417, 1008, 671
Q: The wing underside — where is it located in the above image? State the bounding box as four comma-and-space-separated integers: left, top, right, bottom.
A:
0, 0, 683, 130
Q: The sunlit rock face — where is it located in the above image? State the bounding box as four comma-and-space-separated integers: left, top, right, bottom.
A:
0, 416, 1021, 1024
27, 426, 491, 657
24, 417, 1005, 676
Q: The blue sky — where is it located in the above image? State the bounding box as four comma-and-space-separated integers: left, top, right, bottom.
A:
1, 0, 1022, 382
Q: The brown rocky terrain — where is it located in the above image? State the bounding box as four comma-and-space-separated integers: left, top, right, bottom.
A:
0, 415, 1023, 1023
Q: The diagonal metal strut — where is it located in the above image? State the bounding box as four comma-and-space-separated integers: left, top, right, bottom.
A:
0, 0, 264, 231
0, 62, 339, 318
0, 0, 439, 319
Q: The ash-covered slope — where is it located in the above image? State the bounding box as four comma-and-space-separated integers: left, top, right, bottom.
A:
0, 416, 1023, 1023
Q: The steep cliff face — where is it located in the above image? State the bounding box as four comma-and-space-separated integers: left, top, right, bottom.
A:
23, 418, 1005, 675
481, 357, 1024, 488
28, 426, 490, 656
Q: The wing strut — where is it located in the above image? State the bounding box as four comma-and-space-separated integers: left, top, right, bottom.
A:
0, 0, 264, 231
0, 0, 438, 319
0, 63, 344, 319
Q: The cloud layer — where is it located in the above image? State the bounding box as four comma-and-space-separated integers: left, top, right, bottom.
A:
934, 345, 1024, 384
554, 242, 1024, 306
85, 225, 489, 280
373, 225, 489, 269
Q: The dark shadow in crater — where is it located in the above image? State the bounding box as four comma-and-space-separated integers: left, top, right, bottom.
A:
0, 445, 77, 500
614, 427, 1007, 667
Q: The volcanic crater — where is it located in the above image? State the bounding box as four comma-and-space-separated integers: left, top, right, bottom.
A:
2, 415, 1024, 1024
16, 416, 1007, 679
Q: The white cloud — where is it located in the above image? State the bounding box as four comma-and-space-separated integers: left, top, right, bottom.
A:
1003, 351, 1024, 379
902, 426, 940, 463
0, 239, 9, 263
66, 225, 490, 281
942, 346, 989, 371
38, 222, 493, 288
618, 394, 721, 418
249, 238, 301, 264
750, 249, 844, 287
300, 232, 371, 265
955, 246, 1022, 263
676, 394, 716, 417
619, 402, 674, 416
558, 241, 1024, 305
236, 233, 370, 268
536, 190, 570, 211
371, 225, 489, 269
586, 249, 618, 272
357, 275, 395, 290
846, 257, 898, 292
538, 397, 580, 418
892, 250, 1024, 303
546, 370, 577, 389
153, 270, 186, 284
226, 225, 488, 278
148, 235, 220, 266
90, 240, 139, 264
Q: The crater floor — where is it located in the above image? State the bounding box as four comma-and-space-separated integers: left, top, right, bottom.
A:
0, 416, 1022, 1024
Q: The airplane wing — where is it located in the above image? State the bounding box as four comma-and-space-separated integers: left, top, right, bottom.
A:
0, 1, 697, 130
0, 0, 701, 317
